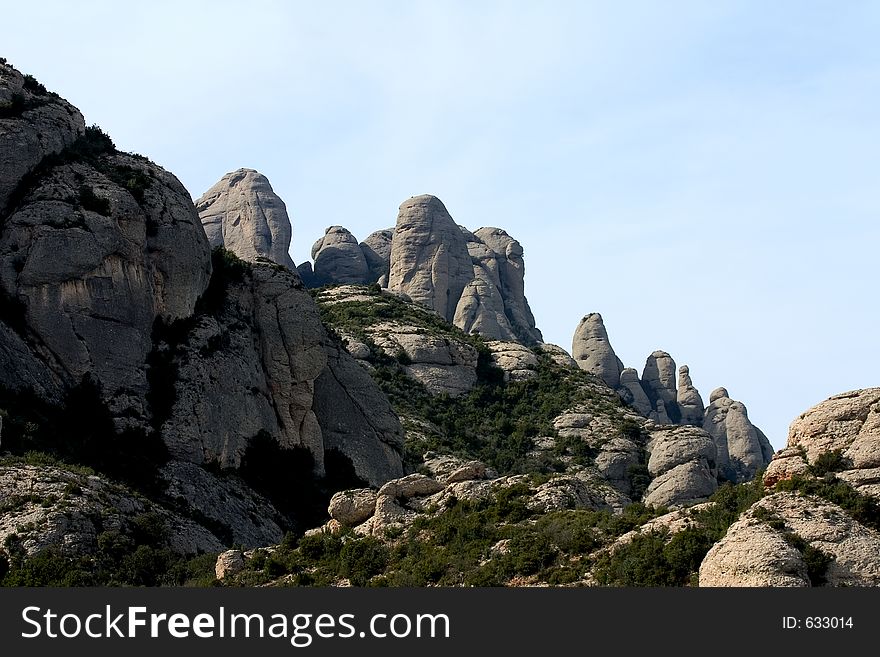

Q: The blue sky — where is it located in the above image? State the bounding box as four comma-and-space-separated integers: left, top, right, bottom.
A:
4, 1, 879, 448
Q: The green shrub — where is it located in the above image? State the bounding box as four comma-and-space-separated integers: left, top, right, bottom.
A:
22, 74, 48, 96
78, 185, 111, 215
808, 450, 848, 477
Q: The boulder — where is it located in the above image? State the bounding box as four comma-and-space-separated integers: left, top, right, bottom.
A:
378, 473, 444, 500
328, 489, 378, 526
196, 168, 295, 269
536, 344, 578, 369
646, 425, 717, 478
644, 461, 717, 508
215, 550, 245, 580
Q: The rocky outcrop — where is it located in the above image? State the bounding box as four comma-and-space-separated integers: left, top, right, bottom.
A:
196, 169, 295, 270
676, 365, 704, 426
703, 388, 774, 482
699, 492, 880, 587
485, 340, 538, 382
765, 388, 880, 499
313, 340, 405, 486
0, 142, 211, 421
786, 388, 880, 469
0, 61, 86, 215
328, 488, 378, 526
0, 464, 223, 558
159, 264, 326, 469
572, 313, 623, 387
644, 425, 718, 508
370, 322, 479, 396
387, 195, 472, 323
471, 227, 543, 345
161, 461, 284, 548
618, 368, 653, 417
311, 225, 370, 286
642, 351, 680, 423
536, 344, 578, 369
360, 229, 393, 284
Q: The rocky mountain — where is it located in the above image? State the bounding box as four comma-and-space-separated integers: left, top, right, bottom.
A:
299, 194, 544, 346
572, 312, 773, 482
3, 60, 878, 589
0, 62, 403, 583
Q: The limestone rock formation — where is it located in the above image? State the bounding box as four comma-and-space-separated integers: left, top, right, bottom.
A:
765, 388, 880, 499
196, 169, 295, 270
572, 313, 623, 387
618, 368, 653, 417
644, 425, 718, 507
328, 489, 378, 526
369, 322, 479, 396
0, 139, 211, 421
0, 61, 86, 215
536, 344, 578, 369
642, 351, 680, 423
313, 340, 406, 486
161, 461, 284, 548
471, 227, 543, 345
699, 492, 880, 586
387, 195, 472, 323
485, 340, 538, 382
676, 365, 705, 426
0, 464, 223, 558
702, 388, 774, 482
360, 229, 393, 284
311, 225, 370, 286
786, 388, 880, 469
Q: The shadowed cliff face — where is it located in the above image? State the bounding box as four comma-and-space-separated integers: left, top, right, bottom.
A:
0, 61, 403, 556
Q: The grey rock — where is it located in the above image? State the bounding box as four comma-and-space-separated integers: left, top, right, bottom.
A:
646, 425, 718, 478
700, 492, 880, 586
472, 227, 543, 345
360, 229, 393, 283
296, 261, 317, 287
485, 340, 538, 382
572, 313, 623, 387
642, 350, 679, 422
0, 62, 86, 216
702, 388, 773, 482
311, 225, 370, 285
676, 365, 705, 426
313, 340, 405, 486
709, 387, 729, 403
0, 464, 223, 558
160, 264, 326, 470
161, 460, 284, 548
644, 461, 718, 508
328, 489, 378, 526
196, 168, 295, 269
617, 368, 653, 417
527, 476, 615, 513
388, 195, 472, 323
536, 343, 578, 369
0, 154, 211, 421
